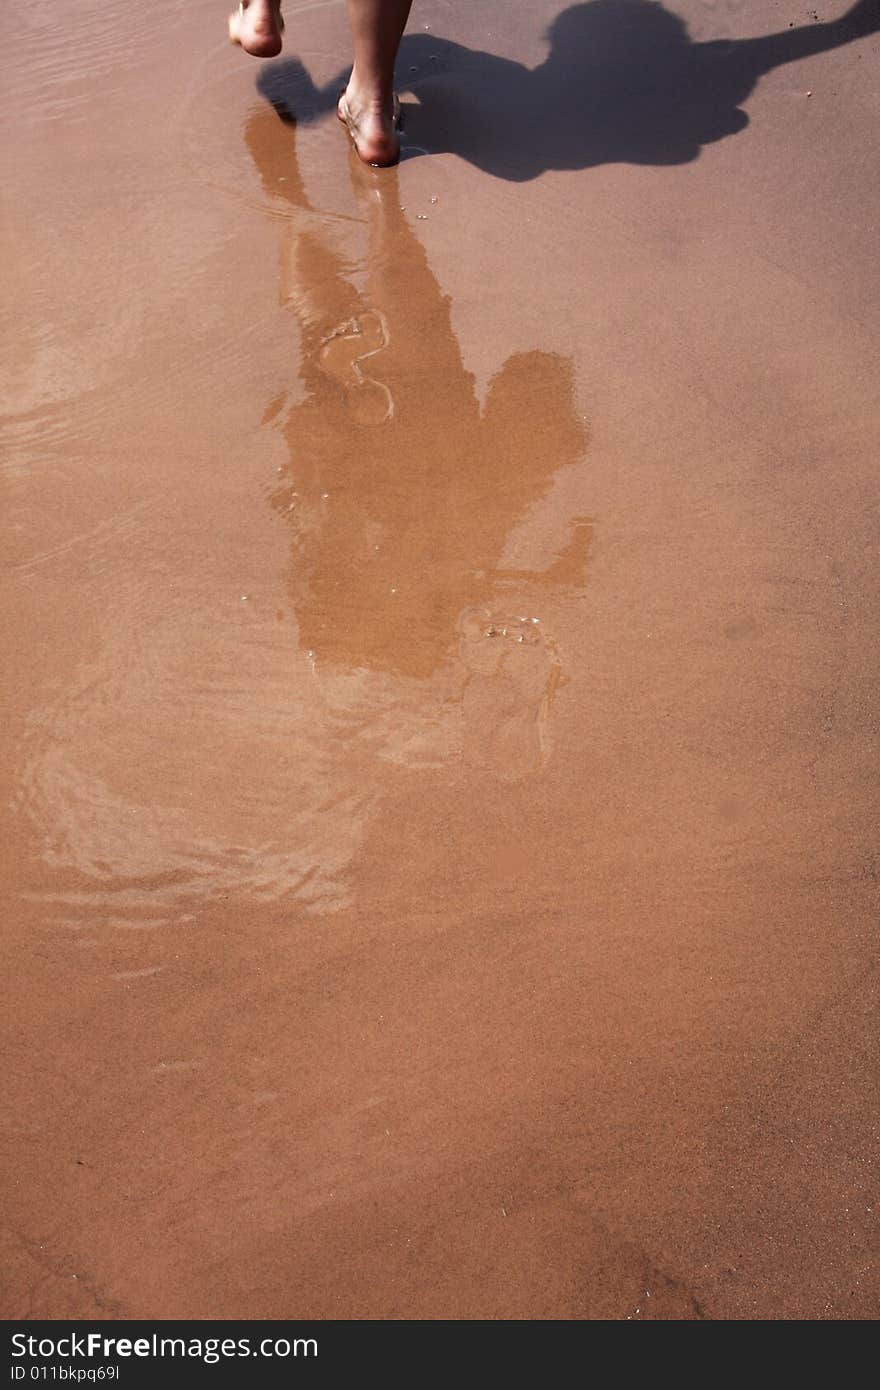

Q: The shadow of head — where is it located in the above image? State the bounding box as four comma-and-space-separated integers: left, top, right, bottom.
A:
545, 0, 687, 57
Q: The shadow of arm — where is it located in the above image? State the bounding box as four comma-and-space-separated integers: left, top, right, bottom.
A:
744, 1, 878, 78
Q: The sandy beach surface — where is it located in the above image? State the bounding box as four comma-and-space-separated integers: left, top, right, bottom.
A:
2, 0, 878, 1319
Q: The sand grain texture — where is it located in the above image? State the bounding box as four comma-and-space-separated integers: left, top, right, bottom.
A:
1, 0, 878, 1319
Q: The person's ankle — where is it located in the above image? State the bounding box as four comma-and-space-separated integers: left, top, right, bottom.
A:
347, 72, 395, 118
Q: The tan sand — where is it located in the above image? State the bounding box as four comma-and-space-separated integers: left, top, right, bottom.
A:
1, 0, 878, 1319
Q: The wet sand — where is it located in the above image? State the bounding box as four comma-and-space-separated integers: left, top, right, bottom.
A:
2, 0, 878, 1319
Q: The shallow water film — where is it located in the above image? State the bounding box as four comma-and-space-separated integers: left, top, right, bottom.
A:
2, 0, 879, 1318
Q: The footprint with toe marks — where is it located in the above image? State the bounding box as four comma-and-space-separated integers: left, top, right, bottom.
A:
318, 311, 394, 425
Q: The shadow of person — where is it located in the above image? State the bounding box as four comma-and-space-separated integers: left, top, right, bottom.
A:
256, 0, 878, 180
242, 106, 590, 787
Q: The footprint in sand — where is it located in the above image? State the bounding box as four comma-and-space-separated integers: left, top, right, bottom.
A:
457, 608, 563, 780
318, 310, 394, 425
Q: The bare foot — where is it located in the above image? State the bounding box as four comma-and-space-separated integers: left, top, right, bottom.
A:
228, 0, 284, 58
337, 86, 400, 168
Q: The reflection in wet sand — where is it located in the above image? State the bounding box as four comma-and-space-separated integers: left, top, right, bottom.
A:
16, 107, 590, 927
8, 0, 878, 1323
250, 111, 589, 767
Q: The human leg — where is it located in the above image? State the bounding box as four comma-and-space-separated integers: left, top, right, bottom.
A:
337, 0, 414, 166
